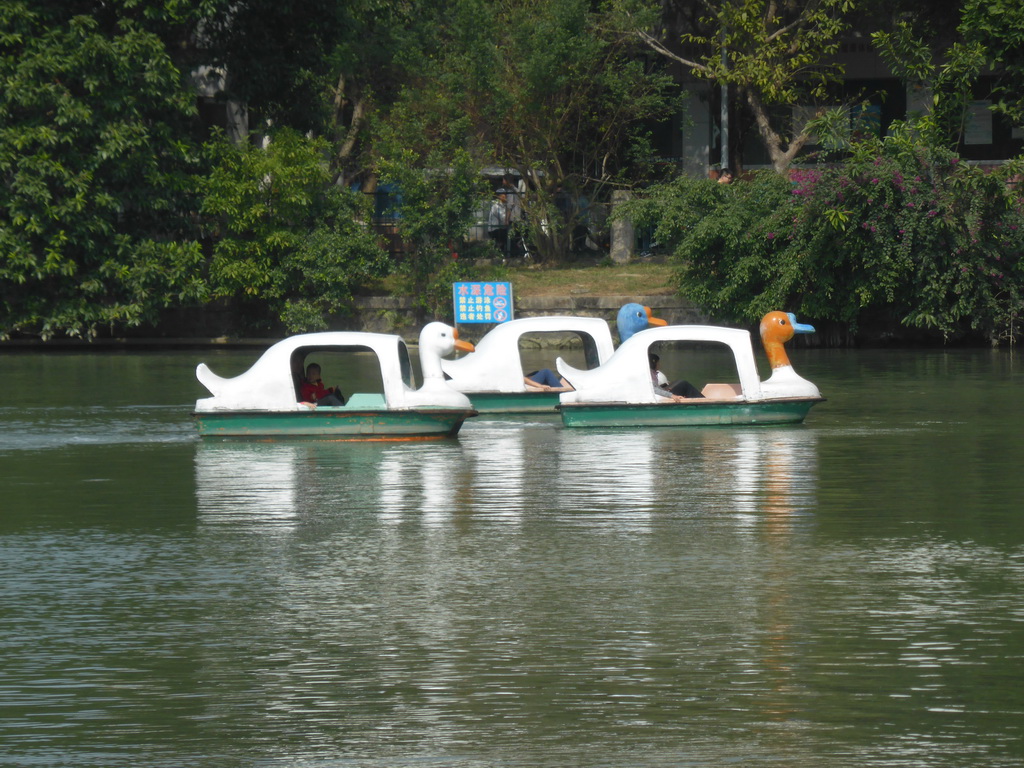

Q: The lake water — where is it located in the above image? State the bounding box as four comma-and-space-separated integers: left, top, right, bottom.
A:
2, 345, 1023, 768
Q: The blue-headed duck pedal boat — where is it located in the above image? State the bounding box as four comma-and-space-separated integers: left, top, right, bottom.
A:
555, 311, 824, 428
192, 323, 478, 439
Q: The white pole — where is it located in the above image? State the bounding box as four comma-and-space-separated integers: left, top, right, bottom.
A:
720, 37, 729, 173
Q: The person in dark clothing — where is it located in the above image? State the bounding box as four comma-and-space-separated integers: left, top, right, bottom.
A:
649, 353, 703, 400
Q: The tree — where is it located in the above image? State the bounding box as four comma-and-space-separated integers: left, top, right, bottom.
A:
392, 0, 677, 262
202, 0, 423, 186
613, 0, 854, 173
201, 129, 388, 333
0, 2, 208, 339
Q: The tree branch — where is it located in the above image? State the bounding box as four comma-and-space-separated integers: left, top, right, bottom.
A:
635, 28, 709, 74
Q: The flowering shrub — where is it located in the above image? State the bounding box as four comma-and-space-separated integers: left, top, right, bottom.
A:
624, 131, 1024, 343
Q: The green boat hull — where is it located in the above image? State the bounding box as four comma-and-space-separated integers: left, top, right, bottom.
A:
558, 398, 824, 428
465, 391, 561, 414
193, 407, 477, 440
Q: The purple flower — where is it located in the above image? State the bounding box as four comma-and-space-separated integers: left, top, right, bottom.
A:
767, 232, 775, 240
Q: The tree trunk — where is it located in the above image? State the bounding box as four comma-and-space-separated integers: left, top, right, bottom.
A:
744, 89, 810, 174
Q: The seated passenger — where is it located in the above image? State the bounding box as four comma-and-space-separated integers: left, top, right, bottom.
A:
299, 362, 346, 406
649, 353, 703, 401
524, 368, 573, 392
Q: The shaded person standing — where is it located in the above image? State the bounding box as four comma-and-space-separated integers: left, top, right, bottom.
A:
488, 191, 510, 256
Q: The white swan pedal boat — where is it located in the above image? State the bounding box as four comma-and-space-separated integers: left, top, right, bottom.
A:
555, 311, 825, 428
440, 315, 616, 413
192, 323, 478, 439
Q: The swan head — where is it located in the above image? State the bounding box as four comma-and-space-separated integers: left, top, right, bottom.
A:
419, 323, 474, 375
616, 303, 666, 343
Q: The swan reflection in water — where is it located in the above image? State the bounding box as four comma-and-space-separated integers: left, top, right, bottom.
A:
722, 428, 820, 524
192, 426, 824, 751
555, 428, 658, 530
194, 440, 466, 529
547, 426, 819, 528
376, 441, 467, 525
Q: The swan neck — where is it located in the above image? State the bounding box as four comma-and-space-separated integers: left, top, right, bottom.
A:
420, 350, 444, 380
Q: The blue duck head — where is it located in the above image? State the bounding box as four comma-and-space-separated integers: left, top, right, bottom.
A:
616, 303, 667, 343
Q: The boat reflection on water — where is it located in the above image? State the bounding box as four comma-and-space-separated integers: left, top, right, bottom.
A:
195, 442, 305, 530
462, 424, 529, 522
194, 426, 820, 531
192, 426, 824, 753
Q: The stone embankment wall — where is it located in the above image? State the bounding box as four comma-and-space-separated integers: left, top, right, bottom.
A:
0, 295, 704, 348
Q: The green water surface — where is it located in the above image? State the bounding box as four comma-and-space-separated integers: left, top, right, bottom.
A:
1, 346, 1022, 768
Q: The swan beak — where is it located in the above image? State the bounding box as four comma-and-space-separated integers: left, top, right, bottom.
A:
452, 329, 475, 353
787, 312, 815, 334
645, 306, 668, 327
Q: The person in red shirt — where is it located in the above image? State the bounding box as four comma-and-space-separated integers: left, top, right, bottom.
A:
299, 362, 345, 406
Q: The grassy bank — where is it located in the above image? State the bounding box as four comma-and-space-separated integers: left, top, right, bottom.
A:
505, 260, 675, 297
365, 259, 677, 299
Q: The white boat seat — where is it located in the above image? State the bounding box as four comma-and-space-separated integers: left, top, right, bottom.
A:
701, 382, 743, 400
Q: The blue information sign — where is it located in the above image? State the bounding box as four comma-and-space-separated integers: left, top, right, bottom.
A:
453, 282, 514, 324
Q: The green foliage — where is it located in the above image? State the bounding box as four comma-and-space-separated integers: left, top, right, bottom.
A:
202, 0, 421, 183
873, 22, 987, 149
375, 146, 488, 320
0, 3, 207, 339
625, 136, 1024, 343
201, 129, 389, 332
961, 0, 1024, 124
